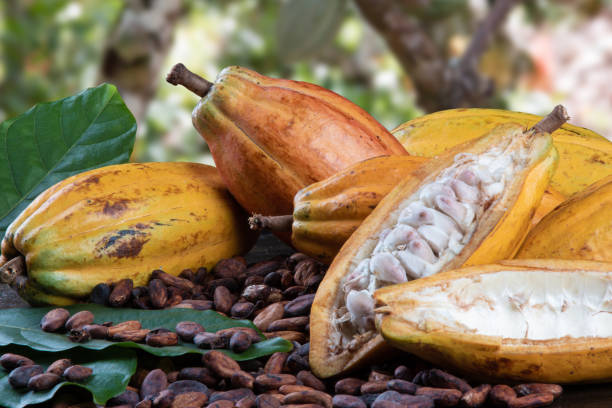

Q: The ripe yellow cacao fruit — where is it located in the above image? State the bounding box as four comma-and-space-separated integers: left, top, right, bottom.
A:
516, 174, 612, 262
530, 186, 566, 230
0, 162, 258, 305
392, 108, 612, 196
167, 64, 407, 217
375, 259, 612, 383
310, 108, 565, 378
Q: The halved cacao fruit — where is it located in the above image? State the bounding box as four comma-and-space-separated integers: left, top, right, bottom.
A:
530, 186, 566, 230
0, 162, 258, 305
167, 64, 407, 217
375, 259, 612, 383
309, 107, 565, 378
516, 174, 612, 262
392, 108, 612, 196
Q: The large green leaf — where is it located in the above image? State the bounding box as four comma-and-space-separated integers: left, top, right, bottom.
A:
0, 84, 136, 242
0, 345, 136, 408
0, 304, 292, 360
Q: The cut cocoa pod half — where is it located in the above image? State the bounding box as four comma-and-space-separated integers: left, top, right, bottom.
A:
374, 259, 612, 383
309, 107, 566, 378
516, 174, 612, 262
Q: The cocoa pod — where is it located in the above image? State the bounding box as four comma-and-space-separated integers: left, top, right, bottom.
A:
0, 353, 34, 370
112, 329, 150, 342
460, 384, 491, 408
513, 384, 562, 399
149, 279, 168, 309
82, 324, 109, 339
27, 373, 62, 391
146, 331, 179, 347
255, 374, 298, 391
508, 393, 555, 408
254, 303, 285, 332
176, 321, 205, 342
282, 390, 333, 408
202, 350, 241, 379
109, 279, 134, 307
8, 365, 43, 388
284, 294, 315, 317
140, 369, 168, 400
46, 358, 72, 376
264, 352, 289, 374
107, 321, 142, 337
414, 387, 462, 407
41, 308, 70, 332
335, 378, 365, 395
178, 367, 218, 388
171, 391, 209, 408
194, 332, 226, 349
65, 311, 94, 330
63, 365, 93, 382
332, 395, 367, 408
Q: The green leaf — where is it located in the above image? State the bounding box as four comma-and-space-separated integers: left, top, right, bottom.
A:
0, 84, 136, 242
277, 0, 347, 62
0, 304, 292, 360
0, 345, 136, 408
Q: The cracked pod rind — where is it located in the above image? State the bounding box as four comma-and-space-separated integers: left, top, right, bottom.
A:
375, 259, 612, 384
309, 123, 556, 378
516, 174, 612, 262
191, 66, 407, 217
0, 162, 258, 305
392, 108, 612, 196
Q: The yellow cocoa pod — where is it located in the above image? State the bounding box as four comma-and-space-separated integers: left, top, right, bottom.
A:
375, 259, 612, 384
310, 109, 562, 378
392, 108, 612, 196
0, 162, 258, 305
516, 174, 612, 261
529, 186, 566, 230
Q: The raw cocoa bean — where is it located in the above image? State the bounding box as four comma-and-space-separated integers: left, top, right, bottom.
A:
243, 285, 272, 303
174, 300, 214, 310
508, 393, 554, 408
279, 269, 295, 289
232, 370, 256, 389
107, 389, 140, 406
361, 381, 388, 394
168, 379, 210, 397
90, 283, 111, 305
41, 308, 70, 332
283, 390, 333, 408
267, 288, 284, 304
285, 353, 310, 373
211, 388, 256, 403
257, 394, 282, 408
195, 267, 210, 285
217, 327, 261, 343
247, 260, 281, 277
208, 400, 235, 408
0, 353, 34, 370
176, 321, 206, 342
293, 259, 318, 286
393, 365, 412, 381
215, 258, 247, 279
112, 329, 150, 342
490, 385, 517, 407
230, 331, 252, 353
27, 373, 62, 391
46, 358, 71, 376
194, 332, 226, 349
304, 275, 323, 292
460, 384, 491, 408
146, 331, 179, 347
264, 271, 282, 287
140, 369, 168, 400
171, 391, 209, 408
335, 378, 365, 396
264, 352, 289, 374
297, 371, 325, 392
387, 379, 418, 394
232, 302, 256, 319
65, 311, 94, 330
415, 387, 462, 407
8, 365, 43, 388
166, 293, 184, 308
149, 279, 168, 309
280, 385, 315, 394
254, 303, 285, 331
333, 395, 367, 408
245, 275, 265, 287
109, 279, 133, 307
284, 295, 315, 317
152, 269, 195, 293
237, 395, 257, 408
68, 328, 91, 343
267, 317, 309, 332
282, 286, 306, 300
214, 285, 235, 315
287, 253, 310, 270
513, 384, 562, 399
202, 350, 241, 379
255, 374, 298, 391
82, 324, 109, 339
152, 389, 175, 408
178, 367, 218, 388
63, 365, 93, 382
107, 321, 142, 337
416, 369, 472, 393
179, 268, 196, 282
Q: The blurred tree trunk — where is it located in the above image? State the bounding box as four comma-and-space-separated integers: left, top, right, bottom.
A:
354, 0, 519, 112
98, 0, 186, 123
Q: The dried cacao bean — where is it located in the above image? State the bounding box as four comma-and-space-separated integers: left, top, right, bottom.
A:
8, 365, 43, 388
202, 350, 241, 379
149, 278, 168, 309
387, 379, 418, 394
46, 358, 71, 376
65, 311, 94, 330
247, 260, 281, 277
415, 387, 461, 407
208, 400, 235, 408
264, 352, 289, 374
0, 353, 34, 370
68, 328, 91, 343
514, 384, 562, 399
211, 388, 256, 403
109, 279, 134, 307
232, 370, 256, 389
146, 331, 179, 347
284, 294, 315, 317
152, 269, 195, 293
333, 394, 367, 408
256, 394, 282, 408
335, 378, 365, 396
178, 367, 218, 388
140, 368, 168, 400
490, 385, 517, 407
214, 285, 235, 315
82, 324, 109, 339
232, 301, 256, 319
264, 331, 308, 343
63, 365, 93, 382
41, 308, 70, 332
282, 390, 333, 408
171, 391, 209, 408
279, 269, 295, 289
112, 329, 150, 342
243, 284, 271, 303
175, 321, 205, 342
215, 258, 247, 279
254, 303, 285, 331
194, 332, 226, 349
297, 371, 326, 392
255, 374, 298, 391
217, 327, 261, 343
264, 271, 282, 287
282, 286, 306, 300
174, 299, 214, 310
285, 353, 310, 373
179, 268, 196, 282
508, 393, 555, 408
168, 379, 211, 396
27, 373, 62, 391
461, 384, 491, 408
267, 317, 309, 332
293, 259, 318, 286
90, 283, 111, 305
230, 331, 252, 353
361, 381, 388, 394
415, 369, 472, 393
107, 389, 140, 406
107, 321, 142, 337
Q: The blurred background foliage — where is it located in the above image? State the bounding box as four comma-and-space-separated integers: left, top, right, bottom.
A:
1, 0, 611, 165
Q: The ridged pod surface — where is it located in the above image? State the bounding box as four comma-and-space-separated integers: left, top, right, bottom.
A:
0, 162, 258, 305
375, 259, 612, 383
517, 174, 612, 261
392, 108, 611, 196
310, 122, 558, 378
188, 66, 407, 216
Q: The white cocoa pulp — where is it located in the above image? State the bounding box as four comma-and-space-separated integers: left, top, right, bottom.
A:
329, 140, 527, 354
392, 270, 612, 340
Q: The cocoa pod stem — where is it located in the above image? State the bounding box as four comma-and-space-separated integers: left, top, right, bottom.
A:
0, 256, 25, 286
249, 214, 293, 233
531, 105, 569, 135
166, 63, 213, 98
